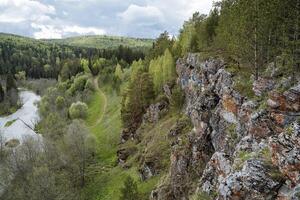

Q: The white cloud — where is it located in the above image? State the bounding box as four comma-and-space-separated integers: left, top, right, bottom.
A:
0, 0, 214, 38
31, 23, 62, 39
31, 23, 106, 39
0, 0, 55, 23
119, 4, 165, 24
64, 25, 106, 35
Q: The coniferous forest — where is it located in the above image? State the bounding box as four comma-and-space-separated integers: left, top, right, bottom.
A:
0, 0, 299, 200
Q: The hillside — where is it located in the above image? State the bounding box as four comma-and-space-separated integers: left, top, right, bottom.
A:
43, 35, 154, 49
0, 33, 153, 50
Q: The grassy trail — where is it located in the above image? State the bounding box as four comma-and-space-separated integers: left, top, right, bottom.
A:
86, 77, 107, 128
84, 78, 161, 200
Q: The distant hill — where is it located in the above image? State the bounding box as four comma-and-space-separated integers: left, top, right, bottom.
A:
43, 35, 154, 49
0, 33, 154, 50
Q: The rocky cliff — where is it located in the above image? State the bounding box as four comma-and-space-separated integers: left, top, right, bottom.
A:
150, 54, 300, 200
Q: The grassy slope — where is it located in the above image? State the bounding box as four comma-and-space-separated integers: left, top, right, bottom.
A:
83, 80, 175, 200
43, 35, 154, 49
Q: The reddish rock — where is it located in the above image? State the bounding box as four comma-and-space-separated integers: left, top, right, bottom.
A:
222, 94, 239, 116
268, 83, 300, 112
249, 120, 272, 139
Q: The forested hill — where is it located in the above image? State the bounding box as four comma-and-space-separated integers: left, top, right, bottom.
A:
43, 35, 153, 50
0, 33, 151, 78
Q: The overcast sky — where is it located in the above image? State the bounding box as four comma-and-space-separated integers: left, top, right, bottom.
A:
0, 0, 214, 39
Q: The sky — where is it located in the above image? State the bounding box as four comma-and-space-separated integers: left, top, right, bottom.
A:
0, 0, 214, 39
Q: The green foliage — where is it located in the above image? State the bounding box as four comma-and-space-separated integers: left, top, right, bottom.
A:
170, 85, 185, 111
115, 64, 124, 80
4, 119, 17, 127
0, 33, 148, 79
146, 31, 175, 61
149, 49, 175, 94
121, 69, 155, 128
69, 101, 88, 119
119, 176, 140, 200
55, 96, 65, 109
15, 71, 26, 82
44, 35, 153, 50
6, 74, 17, 92
68, 74, 89, 95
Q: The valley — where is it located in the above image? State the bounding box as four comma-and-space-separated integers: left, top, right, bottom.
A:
0, 0, 299, 200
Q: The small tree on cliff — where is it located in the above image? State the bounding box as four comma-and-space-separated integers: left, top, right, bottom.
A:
121, 68, 154, 129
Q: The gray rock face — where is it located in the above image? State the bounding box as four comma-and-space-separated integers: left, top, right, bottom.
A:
143, 101, 168, 124
253, 77, 275, 96
218, 159, 281, 200
151, 53, 300, 200
269, 122, 300, 186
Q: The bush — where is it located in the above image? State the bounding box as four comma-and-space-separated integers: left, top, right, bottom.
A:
69, 101, 88, 119
68, 75, 88, 95
119, 176, 140, 200
55, 96, 65, 109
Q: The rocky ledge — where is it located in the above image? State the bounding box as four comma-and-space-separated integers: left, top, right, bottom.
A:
151, 53, 300, 200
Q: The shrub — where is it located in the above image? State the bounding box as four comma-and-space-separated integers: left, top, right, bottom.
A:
69, 101, 88, 119
55, 96, 65, 109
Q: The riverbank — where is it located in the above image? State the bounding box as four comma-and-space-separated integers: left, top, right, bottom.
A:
0, 90, 41, 145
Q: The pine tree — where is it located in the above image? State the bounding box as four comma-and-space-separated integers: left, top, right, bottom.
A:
114, 63, 123, 80
121, 69, 154, 129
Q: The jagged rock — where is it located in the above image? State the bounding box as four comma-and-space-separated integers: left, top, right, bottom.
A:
276, 184, 300, 200
268, 83, 300, 112
253, 77, 275, 96
151, 54, 299, 200
163, 84, 173, 100
218, 159, 282, 200
140, 162, 155, 180
200, 152, 232, 194
267, 99, 280, 109
269, 122, 300, 186
233, 136, 268, 158
248, 110, 274, 139
143, 101, 168, 124
120, 128, 135, 143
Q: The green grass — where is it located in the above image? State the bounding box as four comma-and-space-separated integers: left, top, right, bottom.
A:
83, 84, 164, 200
4, 119, 17, 127
86, 89, 106, 127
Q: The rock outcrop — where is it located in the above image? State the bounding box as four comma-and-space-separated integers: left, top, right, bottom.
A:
150, 53, 300, 200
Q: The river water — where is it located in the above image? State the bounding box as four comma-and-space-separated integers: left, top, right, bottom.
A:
0, 90, 41, 144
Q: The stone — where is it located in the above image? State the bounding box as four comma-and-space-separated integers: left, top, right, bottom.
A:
200, 152, 232, 194
267, 99, 280, 109
269, 122, 300, 186
218, 159, 282, 200
143, 101, 168, 124
253, 77, 275, 96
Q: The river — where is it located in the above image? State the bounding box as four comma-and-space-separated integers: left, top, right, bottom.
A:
0, 90, 41, 145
